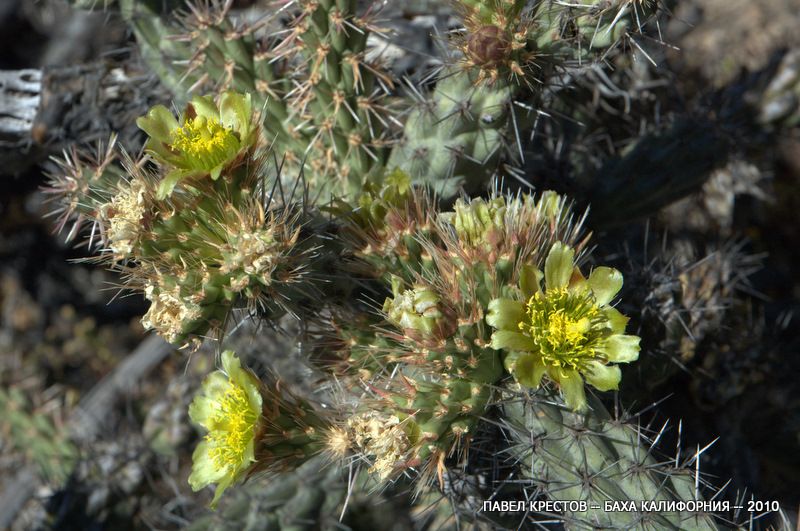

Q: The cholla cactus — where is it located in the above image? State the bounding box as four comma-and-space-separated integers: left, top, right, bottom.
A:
454, 0, 534, 85
79, 0, 653, 200
318, 188, 595, 485
99, 164, 322, 346
41, 0, 777, 527
47, 91, 342, 347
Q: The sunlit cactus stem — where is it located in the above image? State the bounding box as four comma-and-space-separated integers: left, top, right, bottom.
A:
283, 0, 394, 198
388, 68, 516, 198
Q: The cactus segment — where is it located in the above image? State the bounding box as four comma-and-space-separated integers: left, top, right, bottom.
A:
501, 389, 721, 530
388, 69, 515, 198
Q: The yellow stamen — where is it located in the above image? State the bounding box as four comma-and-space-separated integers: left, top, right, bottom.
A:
171, 116, 240, 171
519, 287, 606, 371
205, 386, 257, 470
545, 311, 590, 351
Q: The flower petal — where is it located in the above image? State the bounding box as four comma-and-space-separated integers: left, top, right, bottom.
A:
519, 265, 543, 299
240, 372, 263, 413
220, 349, 239, 376
157, 169, 193, 199
136, 105, 179, 142
588, 267, 623, 306
210, 165, 223, 181
191, 95, 219, 120
210, 474, 234, 508
188, 396, 217, 428
188, 441, 227, 491
513, 353, 547, 389
568, 268, 587, 292
143, 138, 180, 164
603, 306, 629, 334
200, 371, 229, 400
223, 353, 251, 391
220, 91, 252, 134
222, 351, 263, 413
486, 298, 525, 331
544, 242, 574, 290
599, 334, 640, 363
491, 330, 537, 352
503, 351, 522, 373
583, 361, 621, 391
553, 369, 587, 411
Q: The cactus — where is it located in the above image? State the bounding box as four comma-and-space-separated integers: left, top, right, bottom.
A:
500, 388, 721, 529
387, 69, 516, 198
187, 456, 417, 531
388, 0, 655, 199
131, 0, 393, 199
68, 0, 653, 201
321, 187, 632, 490
187, 351, 336, 505
38, 0, 797, 528
117, 0, 188, 97
103, 166, 330, 347
47, 93, 350, 347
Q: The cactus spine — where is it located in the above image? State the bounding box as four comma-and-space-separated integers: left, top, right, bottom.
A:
501, 390, 720, 529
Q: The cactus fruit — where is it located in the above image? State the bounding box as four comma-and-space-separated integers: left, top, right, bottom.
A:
454, 0, 533, 85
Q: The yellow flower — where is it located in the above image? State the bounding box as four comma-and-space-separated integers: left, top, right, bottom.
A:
170, 115, 240, 171
487, 242, 640, 410
136, 92, 255, 199
188, 351, 262, 506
